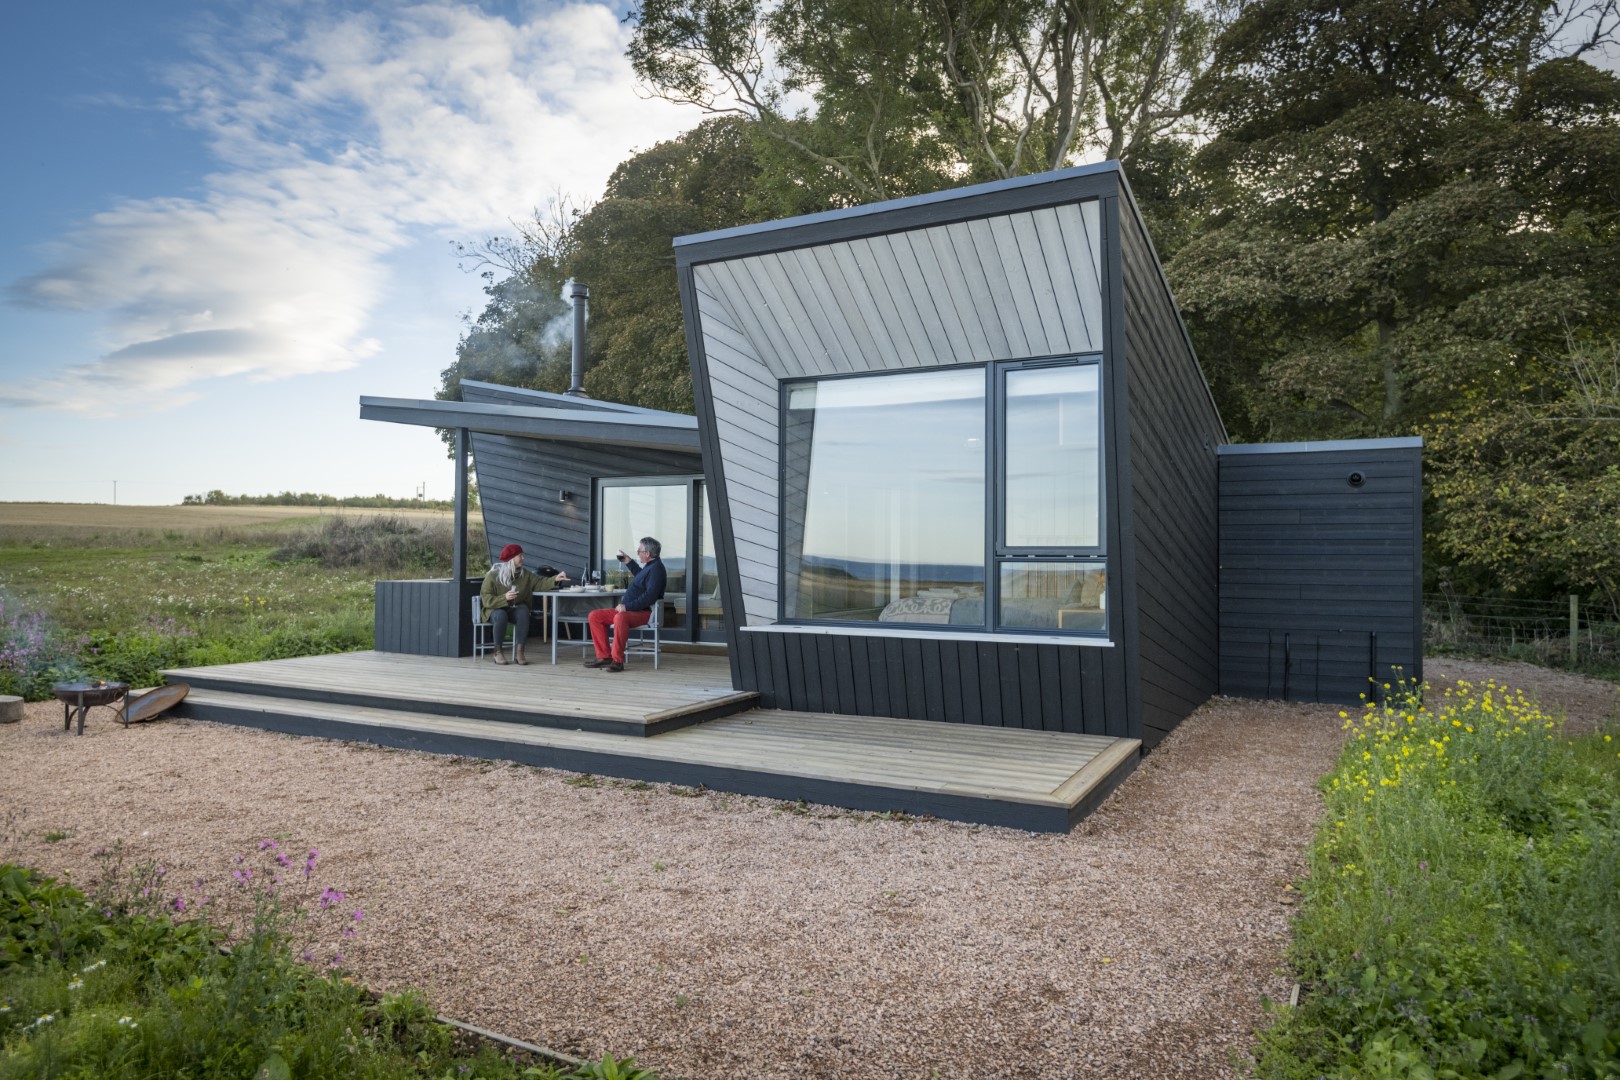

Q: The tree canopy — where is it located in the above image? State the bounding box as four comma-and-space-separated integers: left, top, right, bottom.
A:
437, 0, 1620, 610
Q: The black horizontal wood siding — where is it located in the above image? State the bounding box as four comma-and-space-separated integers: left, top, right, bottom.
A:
1116, 194, 1226, 748
1218, 442, 1423, 704
374, 578, 476, 657
462, 385, 701, 573
732, 630, 1127, 735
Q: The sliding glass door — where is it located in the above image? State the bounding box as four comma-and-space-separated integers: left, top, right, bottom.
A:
596, 476, 725, 643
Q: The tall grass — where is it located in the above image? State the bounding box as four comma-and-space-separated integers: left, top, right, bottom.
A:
0, 515, 485, 697
1256, 680, 1620, 1078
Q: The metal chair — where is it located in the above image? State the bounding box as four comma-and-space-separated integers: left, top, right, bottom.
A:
471, 595, 497, 659
623, 600, 664, 670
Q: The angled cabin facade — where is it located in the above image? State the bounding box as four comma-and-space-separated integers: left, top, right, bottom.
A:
675, 162, 1227, 747
359, 384, 727, 654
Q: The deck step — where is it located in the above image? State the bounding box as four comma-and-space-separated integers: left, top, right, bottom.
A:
173, 689, 1140, 832
164, 653, 757, 737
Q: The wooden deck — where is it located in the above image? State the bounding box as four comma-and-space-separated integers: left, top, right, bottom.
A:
165, 650, 755, 736
165, 651, 1140, 832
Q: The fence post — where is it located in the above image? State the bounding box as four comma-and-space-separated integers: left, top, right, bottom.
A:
1570, 595, 1579, 667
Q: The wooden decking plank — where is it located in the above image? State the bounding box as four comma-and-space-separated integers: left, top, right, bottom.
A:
180, 689, 1119, 804
169, 651, 1139, 827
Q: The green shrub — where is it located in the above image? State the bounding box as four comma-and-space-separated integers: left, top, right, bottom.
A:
1257, 681, 1620, 1078
0, 846, 661, 1079
0, 866, 99, 972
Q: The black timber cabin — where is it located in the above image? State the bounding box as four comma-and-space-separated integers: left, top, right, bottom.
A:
675, 160, 1421, 746
363, 160, 1423, 755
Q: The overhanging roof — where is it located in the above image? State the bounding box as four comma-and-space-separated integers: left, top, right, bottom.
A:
359, 396, 701, 454
675, 160, 1122, 266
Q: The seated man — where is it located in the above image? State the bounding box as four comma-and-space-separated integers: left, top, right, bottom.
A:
480, 543, 566, 666
585, 536, 666, 672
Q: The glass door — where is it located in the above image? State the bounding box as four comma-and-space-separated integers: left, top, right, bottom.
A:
595, 476, 725, 643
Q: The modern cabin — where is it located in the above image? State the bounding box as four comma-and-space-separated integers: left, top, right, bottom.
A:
173, 161, 1422, 832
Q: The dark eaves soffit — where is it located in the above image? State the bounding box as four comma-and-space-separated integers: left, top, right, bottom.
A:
358, 396, 701, 453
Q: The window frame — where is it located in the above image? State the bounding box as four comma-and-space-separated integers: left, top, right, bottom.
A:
776, 353, 1108, 638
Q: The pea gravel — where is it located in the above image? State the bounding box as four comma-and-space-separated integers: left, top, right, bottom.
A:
2, 659, 1612, 1079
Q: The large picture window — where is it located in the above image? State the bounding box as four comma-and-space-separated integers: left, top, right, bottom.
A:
782, 368, 986, 624
780, 357, 1107, 635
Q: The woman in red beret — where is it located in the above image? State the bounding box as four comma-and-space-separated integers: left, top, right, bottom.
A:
479, 543, 566, 664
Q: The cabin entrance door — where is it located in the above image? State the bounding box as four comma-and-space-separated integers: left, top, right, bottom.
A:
595, 476, 726, 644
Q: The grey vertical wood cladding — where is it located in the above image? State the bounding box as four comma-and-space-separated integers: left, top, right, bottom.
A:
1116, 197, 1226, 748
730, 631, 1128, 735
461, 384, 701, 572
374, 579, 470, 657
1218, 440, 1424, 704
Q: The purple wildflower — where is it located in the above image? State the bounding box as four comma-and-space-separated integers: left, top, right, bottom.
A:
319, 887, 345, 909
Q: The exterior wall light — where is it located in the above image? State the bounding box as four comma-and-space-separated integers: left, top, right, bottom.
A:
558, 489, 573, 503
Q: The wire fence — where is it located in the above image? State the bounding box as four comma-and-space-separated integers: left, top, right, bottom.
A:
1425, 590, 1620, 674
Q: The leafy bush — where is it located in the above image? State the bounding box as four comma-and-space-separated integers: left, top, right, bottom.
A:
1256, 679, 1620, 1079
0, 845, 661, 1079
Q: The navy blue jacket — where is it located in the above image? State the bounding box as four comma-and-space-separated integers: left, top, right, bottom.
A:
621, 557, 667, 612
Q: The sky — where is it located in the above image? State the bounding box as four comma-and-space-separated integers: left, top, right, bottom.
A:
0, 0, 705, 506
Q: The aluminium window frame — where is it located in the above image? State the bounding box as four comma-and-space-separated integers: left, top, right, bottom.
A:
776, 352, 1109, 638
593, 473, 723, 644
991, 354, 1109, 636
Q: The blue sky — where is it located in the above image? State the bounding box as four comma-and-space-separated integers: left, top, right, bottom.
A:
0, 0, 703, 505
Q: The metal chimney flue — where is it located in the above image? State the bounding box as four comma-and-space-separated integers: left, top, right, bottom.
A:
566, 280, 590, 397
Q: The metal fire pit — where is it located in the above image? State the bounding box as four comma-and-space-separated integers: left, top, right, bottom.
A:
52, 680, 129, 736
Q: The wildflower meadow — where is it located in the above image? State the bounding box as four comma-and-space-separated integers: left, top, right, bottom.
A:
1256, 679, 1620, 1078
0, 508, 483, 698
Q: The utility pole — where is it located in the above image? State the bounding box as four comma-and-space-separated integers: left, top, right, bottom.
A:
113, 480, 117, 505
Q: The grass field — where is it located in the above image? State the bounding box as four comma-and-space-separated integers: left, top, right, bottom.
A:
0, 503, 480, 699
0, 501, 453, 531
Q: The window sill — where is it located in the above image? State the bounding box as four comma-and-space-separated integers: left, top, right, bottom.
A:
742, 624, 1114, 647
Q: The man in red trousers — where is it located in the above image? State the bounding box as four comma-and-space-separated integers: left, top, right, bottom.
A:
585, 537, 666, 672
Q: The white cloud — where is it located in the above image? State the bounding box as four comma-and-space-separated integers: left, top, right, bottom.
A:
4, 1, 702, 414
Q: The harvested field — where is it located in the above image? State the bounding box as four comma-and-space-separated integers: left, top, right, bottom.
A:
0, 502, 452, 533
2, 659, 1612, 1079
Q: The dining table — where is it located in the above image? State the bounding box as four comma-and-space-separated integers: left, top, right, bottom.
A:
549, 587, 627, 664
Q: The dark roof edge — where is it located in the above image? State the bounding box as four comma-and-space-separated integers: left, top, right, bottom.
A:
1219, 436, 1425, 456
359, 396, 697, 431
458, 379, 681, 418
675, 161, 1122, 267
1113, 170, 1229, 445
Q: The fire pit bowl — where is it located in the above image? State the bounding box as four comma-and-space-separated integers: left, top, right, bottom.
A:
53, 680, 129, 735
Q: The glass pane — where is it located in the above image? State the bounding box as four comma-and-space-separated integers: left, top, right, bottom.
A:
598, 484, 688, 630
1004, 364, 1100, 548
998, 561, 1106, 633
784, 368, 986, 624
695, 482, 724, 634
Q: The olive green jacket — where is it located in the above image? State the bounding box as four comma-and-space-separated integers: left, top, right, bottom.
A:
480, 566, 560, 612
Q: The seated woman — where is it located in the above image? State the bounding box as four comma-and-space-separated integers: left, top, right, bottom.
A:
480, 543, 566, 665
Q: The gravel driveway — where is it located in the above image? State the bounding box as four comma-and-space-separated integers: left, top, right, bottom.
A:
3, 658, 1613, 1079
